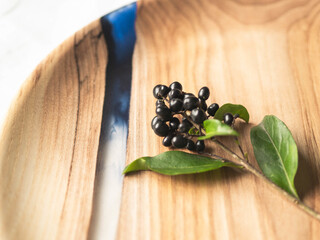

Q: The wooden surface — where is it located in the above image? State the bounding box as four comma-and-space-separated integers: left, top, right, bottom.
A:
0, 20, 107, 239
1, 0, 320, 239
119, 0, 320, 239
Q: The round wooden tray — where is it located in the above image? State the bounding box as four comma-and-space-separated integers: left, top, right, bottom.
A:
1, 0, 320, 239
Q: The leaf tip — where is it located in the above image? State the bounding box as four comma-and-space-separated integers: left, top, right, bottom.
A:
122, 166, 130, 175
122, 157, 149, 175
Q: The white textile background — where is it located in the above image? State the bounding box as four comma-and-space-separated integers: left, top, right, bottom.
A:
0, 0, 132, 127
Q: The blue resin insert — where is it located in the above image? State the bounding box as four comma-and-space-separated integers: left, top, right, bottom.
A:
90, 3, 137, 239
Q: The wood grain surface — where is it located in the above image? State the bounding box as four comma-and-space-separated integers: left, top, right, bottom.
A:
1, 0, 320, 239
0, 20, 107, 239
118, 0, 320, 239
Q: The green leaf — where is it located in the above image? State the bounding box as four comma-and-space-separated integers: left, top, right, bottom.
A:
214, 103, 250, 123
250, 115, 299, 198
199, 119, 239, 140
123, 151, 241, 175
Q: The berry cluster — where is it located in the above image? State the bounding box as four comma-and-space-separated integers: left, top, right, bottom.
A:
151, 82, 226, 152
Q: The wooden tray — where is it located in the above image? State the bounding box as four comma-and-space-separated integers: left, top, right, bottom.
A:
1, 0, 320, 239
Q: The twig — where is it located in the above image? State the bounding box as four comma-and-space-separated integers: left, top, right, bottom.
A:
212, 139, 320, 222
199, 152, 235, 163
212, 138, 243, 161
235, 137, 246, 160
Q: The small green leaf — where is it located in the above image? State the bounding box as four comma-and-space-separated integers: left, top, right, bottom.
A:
199, 119, 239, 140
250, 115, 299, 199
214, 103, 249, 123
123, 151, 241, 175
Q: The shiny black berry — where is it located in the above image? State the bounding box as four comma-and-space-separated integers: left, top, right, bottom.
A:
159, 85, 170, 98
178, 118, 192, 133
186, 139, 196, 151
198, 87, 210, 100
190, 108, 207, 124
151, 116, 161, 129
224, 113, 234, 126
169, 98, 183, 112
168, 89, 183, 100
183, 96, 199, 110
163, 134, 174, 147
172, 135, 188, 148
169, 117, 180, 131
156, 106, 172, 121
169, 81, 183, 91
153, 85, 162, 99
196, 140, 205, 152
153, 121, 170, 136
183, 93, 195, 99
200, 99, 207, 111
207, 103, 219, 116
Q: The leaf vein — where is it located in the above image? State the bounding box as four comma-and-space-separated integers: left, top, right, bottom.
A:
260, 123, 296, 195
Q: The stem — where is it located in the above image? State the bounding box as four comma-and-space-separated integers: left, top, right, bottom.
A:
213, 139, 320, 222
199, 152, 236, 164
243, 161, 320, 221
212, 139, 243, 161
182, 112, 205, 136
183, 133, 201, 138
235, 137, 246, 160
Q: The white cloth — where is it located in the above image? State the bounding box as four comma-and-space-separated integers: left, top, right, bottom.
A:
0, 0, 132, 126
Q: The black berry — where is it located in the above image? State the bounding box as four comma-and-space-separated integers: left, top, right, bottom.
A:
163, 134, 174, 147
224, 113, 234, 126
156, 106, 172, 121
151, 116, 161, 129
168, 89, 183, 100
153, 121, 170, 136
169, 98, 183, 112
159, 85, 170, 98
196, 140, 205, 152
198, 87, 210, 100
183, 93, 195, 99
186, 139, 196, 151
153, 85, 162, 99
178, 122, 190, 133
178, 118, 192, 133
169, 117, 180, 131
183, 96, 199, 110
169, 81, 183, 91
190, 108, 207, 124
207, 103, 219, 116
200, 99, 207, 111
172, 135, 188, 148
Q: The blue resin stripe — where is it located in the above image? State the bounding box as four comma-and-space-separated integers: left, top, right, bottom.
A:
89, 3, 136, 239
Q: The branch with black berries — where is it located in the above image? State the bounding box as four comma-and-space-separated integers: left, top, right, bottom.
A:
124, 82, 320, 222
152, 82, 224, 152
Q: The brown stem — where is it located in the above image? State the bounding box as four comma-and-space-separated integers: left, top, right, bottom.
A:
199, 152, 238, 164
212, 138, 243, 161
235, 137, 245, 160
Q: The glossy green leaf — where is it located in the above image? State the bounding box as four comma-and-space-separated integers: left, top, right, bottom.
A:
198, 119, 239, 140
250, 115, 299, 198
123, 151, 240, 175
214, 103, 249, 123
